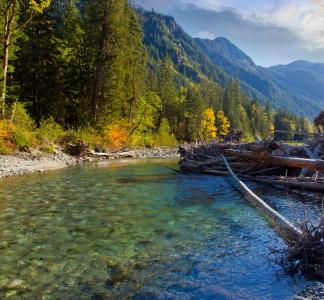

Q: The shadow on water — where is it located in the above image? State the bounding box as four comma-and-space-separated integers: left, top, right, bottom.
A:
0, 159, 319, 299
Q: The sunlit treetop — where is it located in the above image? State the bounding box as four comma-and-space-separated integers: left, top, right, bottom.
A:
29, 0, 51, 13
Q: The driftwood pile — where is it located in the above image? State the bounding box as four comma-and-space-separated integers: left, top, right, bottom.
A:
273, 212, 324, 280
179, 129, 324, 279
179, 130, 324, 193
287, 214, 324, 279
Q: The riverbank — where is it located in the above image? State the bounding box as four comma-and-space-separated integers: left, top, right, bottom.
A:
0, 147, 179, 178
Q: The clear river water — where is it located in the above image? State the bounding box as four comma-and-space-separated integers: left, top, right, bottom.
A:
0, 159, 321, 299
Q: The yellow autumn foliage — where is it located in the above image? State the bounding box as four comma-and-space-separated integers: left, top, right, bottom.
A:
200, 108, 217, 141
216, 110, 230, 137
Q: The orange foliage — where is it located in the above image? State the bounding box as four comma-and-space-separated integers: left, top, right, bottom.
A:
0, 120, 16, 153
104, 120, 130, 150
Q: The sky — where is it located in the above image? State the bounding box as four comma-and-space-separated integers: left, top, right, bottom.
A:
134, 0, 324, 66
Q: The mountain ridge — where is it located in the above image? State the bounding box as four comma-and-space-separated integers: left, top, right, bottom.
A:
195, 36, 324, 118
140, 10, 323, 118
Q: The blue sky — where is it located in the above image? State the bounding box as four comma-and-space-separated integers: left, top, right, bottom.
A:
134, 0, 324, 66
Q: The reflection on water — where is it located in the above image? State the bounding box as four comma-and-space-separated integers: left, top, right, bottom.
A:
0, 159, 319, 299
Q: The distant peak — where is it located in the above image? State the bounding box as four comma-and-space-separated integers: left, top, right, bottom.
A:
214, 37, 232, 43
195, 36, 255, 69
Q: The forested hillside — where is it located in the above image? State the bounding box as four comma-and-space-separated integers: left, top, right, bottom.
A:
0, 1, 314, 154
195, 37, 324, 118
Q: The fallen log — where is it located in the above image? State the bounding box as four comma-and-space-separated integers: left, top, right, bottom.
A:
202, 169, 324, 193
221, 155, 301, 241
225, 150, 324, 172
236, 140, 278, 153
88, 150, 136, 158
301, 142, 323, 176
246, 176, 324, 193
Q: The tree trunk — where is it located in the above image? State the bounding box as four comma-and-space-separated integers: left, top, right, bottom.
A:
91, 3, 109, 122
225, 149, 324, 172
222, 155, 301, 241
1, 41, 9, 118
1, 0, 17, 118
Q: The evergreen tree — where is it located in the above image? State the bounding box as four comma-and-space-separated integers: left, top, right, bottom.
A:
223, 80, 242, 129
216, 110, 230, 136
158, 56, 179, 132
183, 83, 204, 141
14, 0, 82, 126
90, 0, 129, 124
0, 0, 51, 117
124, 6, 146, 122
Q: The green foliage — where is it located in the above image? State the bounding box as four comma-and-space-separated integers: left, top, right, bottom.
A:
139, 10, 225, 85
129, 133, 155, 148
155, 118, 178, 147
13, 130, 33, 149
40, 143, 56, 154
0, 139, 12, 155
1, 1, 312, 152
12, 102, 35, 131
37, 117, 65, 143
61, 127, 102, 151
216, 110, 230, 137
126, 92, 161, 148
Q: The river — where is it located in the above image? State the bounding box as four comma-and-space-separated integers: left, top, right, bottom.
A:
0, 159, 319, 299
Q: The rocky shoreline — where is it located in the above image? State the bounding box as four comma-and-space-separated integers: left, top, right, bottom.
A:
0, 147, 179, 179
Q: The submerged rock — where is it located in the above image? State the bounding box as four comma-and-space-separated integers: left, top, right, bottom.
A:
132, 290, 164, 300
294, 282, 324, 300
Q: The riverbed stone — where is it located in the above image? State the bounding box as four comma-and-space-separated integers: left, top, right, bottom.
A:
294, 282, 324, 300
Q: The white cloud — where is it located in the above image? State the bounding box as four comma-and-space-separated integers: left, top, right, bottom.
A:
177, 0, 324, 49
196, 31, 216, 39
255, 0, 324, 49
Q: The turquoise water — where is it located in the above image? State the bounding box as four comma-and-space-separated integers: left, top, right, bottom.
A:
0, 159, 318, 299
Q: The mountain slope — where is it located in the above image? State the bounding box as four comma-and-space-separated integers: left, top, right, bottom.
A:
195, 37, 324, 118
195, 37, 256, 71
138, 9, 323, 118
268, 61, 324, 100
139, 10, 228, 84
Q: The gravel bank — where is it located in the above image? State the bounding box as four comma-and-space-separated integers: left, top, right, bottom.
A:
0, 150, 77, 178
0, 147, 179, 178
131, 147, 179, 158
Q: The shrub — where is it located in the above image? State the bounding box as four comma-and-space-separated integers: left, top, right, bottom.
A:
40, 143, 57, 154
155, 118, 178, 147
103, 120, 130, 150
74, 127, 102, 150
10, 103, 37, 149
129, 132, 155, 148
37, 117, 65, 143
0, 139, 13, 155
13, 130, 34, 150
11, 103, 35, 131
0, 120, 15, 154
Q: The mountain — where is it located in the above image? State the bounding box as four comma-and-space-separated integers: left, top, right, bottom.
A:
268, 61, 324, 101
195, 37, 324, 118
195, 37, 256, 71
139, 10, 323, 118
139, 10, 228, 85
